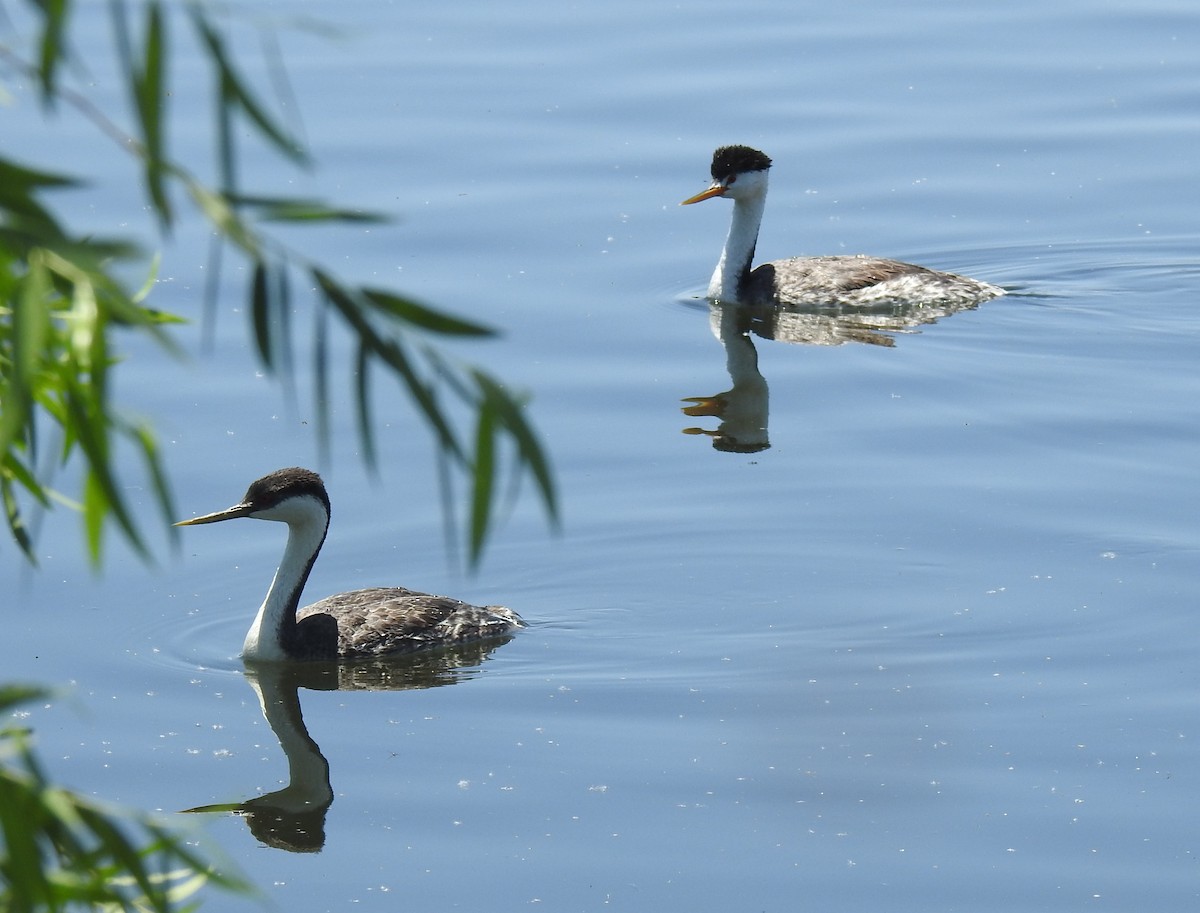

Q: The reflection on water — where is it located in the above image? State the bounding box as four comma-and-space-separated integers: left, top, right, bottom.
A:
182, 637, 513, 852
682, 297, 984, 452
736, 295, 983, 348
681, 304, 770, 453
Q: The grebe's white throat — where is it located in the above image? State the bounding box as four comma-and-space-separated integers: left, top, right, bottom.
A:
176, 468, 522, 662
681, 145, 1004, 308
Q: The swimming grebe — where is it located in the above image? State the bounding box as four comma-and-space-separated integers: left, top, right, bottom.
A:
176, 468, 522, 662
681, 145, 1004, 307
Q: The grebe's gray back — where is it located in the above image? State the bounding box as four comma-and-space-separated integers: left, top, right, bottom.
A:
176, 468, 522, 662
681, 145, 1004, 308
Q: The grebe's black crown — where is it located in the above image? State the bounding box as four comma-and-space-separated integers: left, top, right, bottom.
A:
711, 146, 773, 181
243, 467, 330, 514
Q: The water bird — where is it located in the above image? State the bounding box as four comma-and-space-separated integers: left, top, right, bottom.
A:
176, 467, 522, 662
681, 145, 1004, 307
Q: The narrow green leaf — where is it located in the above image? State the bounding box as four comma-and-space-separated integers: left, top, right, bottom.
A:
1, 454, 51, 507
315, 271, 468, 462
0, 685, 51, 715
189, 9, 310, 167
473, 371, 560, 527
312, 293, 331, 466
110, 0, 170, 226
2, 478, 37, 565
76, 806, 162, 910
35, 0, 70, 102
192, 10, 241, 196
434, 438, 459, 568
362, 288, 495, 337
217, 65, 237, 194
469, 397, 497, 565
139, 1, 172, 227
250, 258, 272, 370
354, 342, 377, 473
184, 180, 259, 253
0, 266, 47, 455
0, 157, 79, 193
82, 470, 107, 565
110, 1, 139, 113
0, 786, 43, 910
276, 262, 296, 402
0, 168, 71, 242
62, 380, 149, 564
225, 194, 386, 224
16, 263, 51, 380
384, 342, 465, 462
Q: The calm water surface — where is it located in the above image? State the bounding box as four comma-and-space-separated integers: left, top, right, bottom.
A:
4, 0, 1198, 910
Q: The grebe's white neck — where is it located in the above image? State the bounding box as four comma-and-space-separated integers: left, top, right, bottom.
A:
708, 171, 768, 303
242, 497, 330, 662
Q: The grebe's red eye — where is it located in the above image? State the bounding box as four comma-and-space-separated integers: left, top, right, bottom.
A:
726, 175, 737, 185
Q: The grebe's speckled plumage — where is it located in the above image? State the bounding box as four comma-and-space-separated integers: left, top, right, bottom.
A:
681, 145, 1004, 307
176, 468, 522, 662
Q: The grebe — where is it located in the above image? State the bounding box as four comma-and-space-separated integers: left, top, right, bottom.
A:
681, 145, 1004, 307
176, 467, 522, 662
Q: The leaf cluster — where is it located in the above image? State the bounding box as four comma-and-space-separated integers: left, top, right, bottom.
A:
1, 687, 250, 912
0, 0, 557, 568
0, 156, 178, 566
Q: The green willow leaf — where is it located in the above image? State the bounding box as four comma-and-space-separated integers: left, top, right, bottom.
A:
275, 262, 296, 401
183, 180, 260, 253
1, 686, 252, 910
0, 454, 49, 506
1, 478, 36, 564
138, 1, 172, 227
250, 258, 272, 370
33, 0, 70, 102
354, 341, 377, 473
0, 157, 78, 195
469, 396, 497, 565
313, 268, 461, 459
0, 685, 50, 715
3, 0, 556, 576
82, 469, 107, 565
111, 0, 172, 227
362, 288, 496, 337
226, 193, 387, 224
0, 268, 46, 454
61, 379, 150, 564
188, 9, 309, 168
312, 292, 332, 466
472, 370, 560, 527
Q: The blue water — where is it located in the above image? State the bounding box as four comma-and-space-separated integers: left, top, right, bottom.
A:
4, 0, 1198, 910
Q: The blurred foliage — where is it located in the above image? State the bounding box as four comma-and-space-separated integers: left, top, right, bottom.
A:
1, 2, 559, 911
1, 686, 250, 911
0, 0, 558, 569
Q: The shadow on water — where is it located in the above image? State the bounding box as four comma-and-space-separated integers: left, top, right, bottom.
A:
680, 297, 983, 453
181, 636, 514, 853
